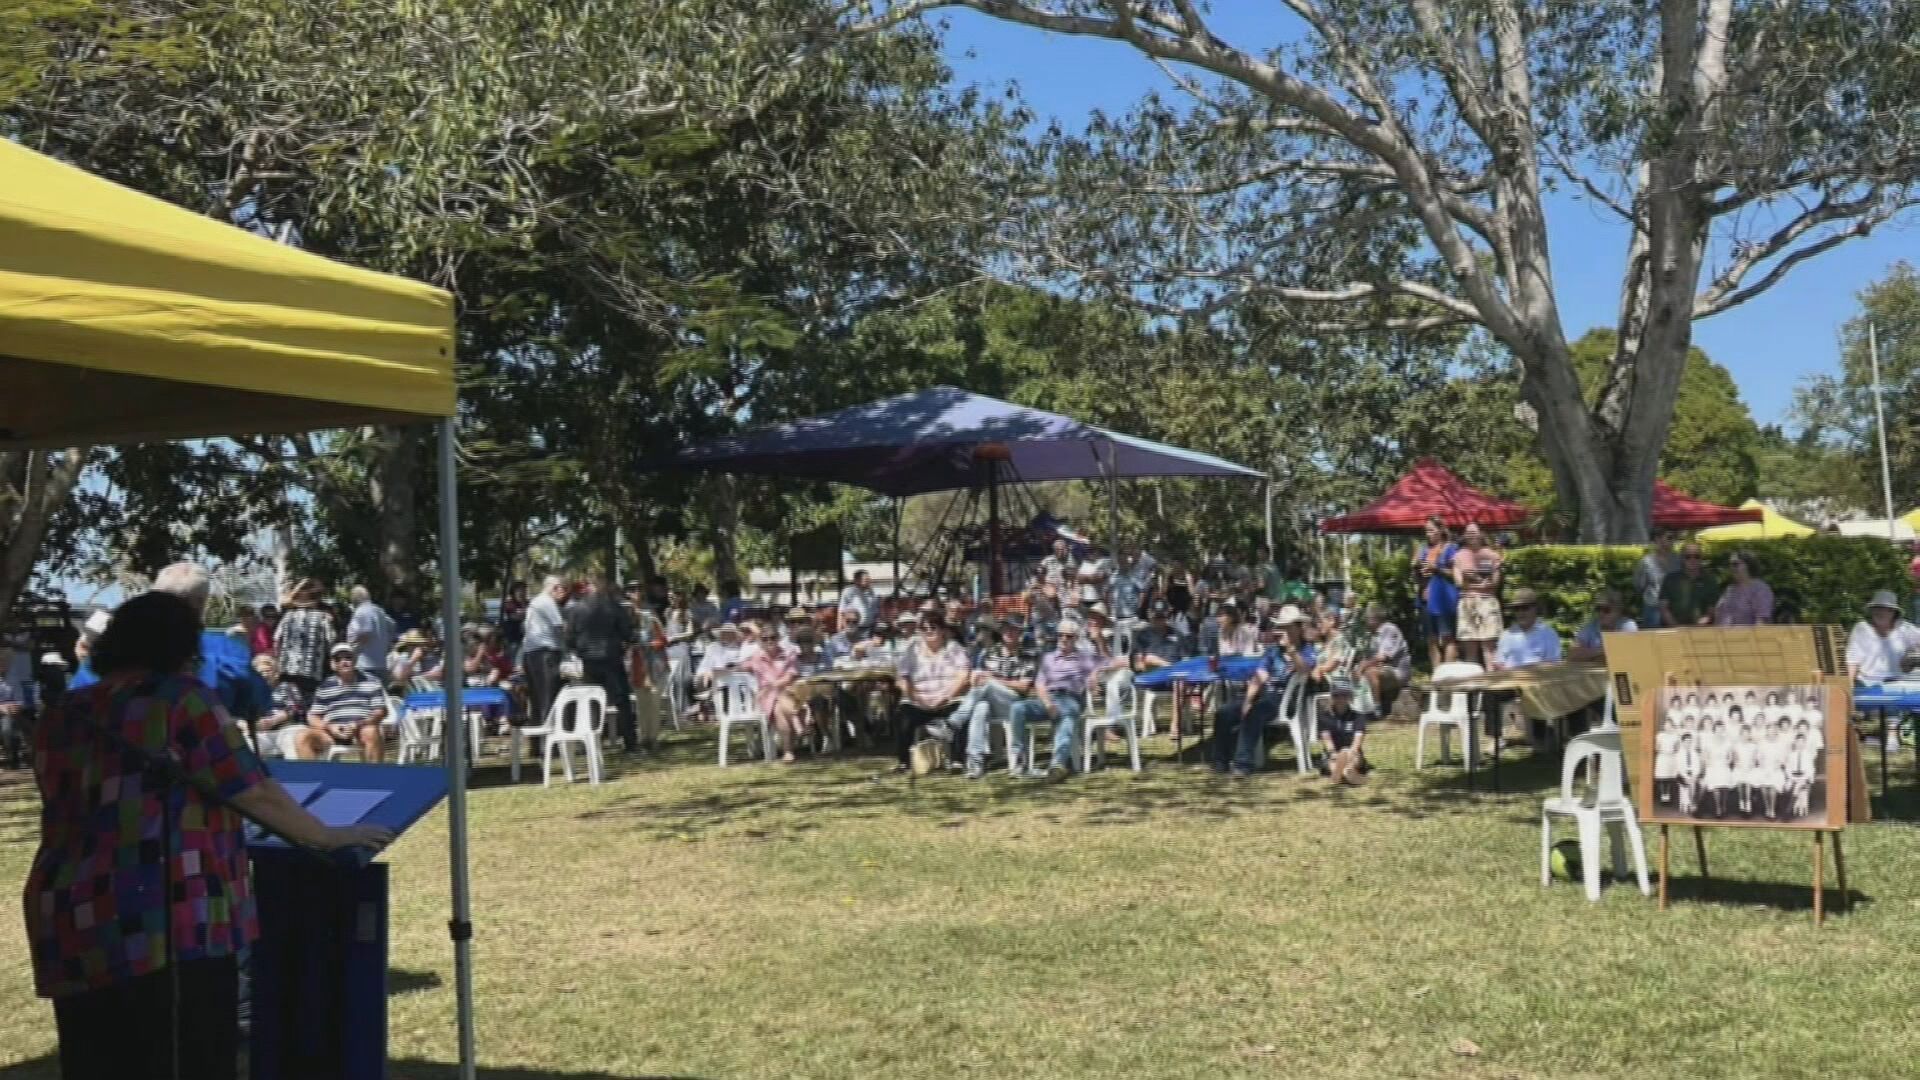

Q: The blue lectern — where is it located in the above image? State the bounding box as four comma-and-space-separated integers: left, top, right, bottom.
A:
248, 761, 448, 1080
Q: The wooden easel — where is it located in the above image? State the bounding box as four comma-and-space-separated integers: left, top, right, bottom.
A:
1658, 824, 1850, 926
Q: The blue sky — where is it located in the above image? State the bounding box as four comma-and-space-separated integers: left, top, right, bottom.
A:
937, 10, 1917, 427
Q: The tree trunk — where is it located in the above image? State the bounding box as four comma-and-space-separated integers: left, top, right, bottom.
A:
368, 424, 422, 599
0, 448, 88, 632
705, 474, 742, 587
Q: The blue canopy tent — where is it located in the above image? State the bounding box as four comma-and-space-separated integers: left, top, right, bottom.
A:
667, 387, 1263, 593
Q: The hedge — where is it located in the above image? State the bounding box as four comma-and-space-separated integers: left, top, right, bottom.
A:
1351, 536, 1910, 669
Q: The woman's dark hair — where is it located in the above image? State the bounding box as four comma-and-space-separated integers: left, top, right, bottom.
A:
91, 591, 202, 678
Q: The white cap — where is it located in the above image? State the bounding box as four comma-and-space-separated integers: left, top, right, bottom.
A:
40, 652, 69, 668
83, 610, 112, 638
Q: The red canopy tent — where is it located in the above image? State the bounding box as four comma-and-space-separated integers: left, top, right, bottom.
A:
1651, 479, 1762, 530
1320, 459, 1532, 534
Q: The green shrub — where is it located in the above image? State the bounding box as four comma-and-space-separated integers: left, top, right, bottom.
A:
1349, 536, 1909, 671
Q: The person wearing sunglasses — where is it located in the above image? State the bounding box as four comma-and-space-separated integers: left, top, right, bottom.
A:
1712, 550, 1774, 627
308, 643, 390, 762
1659, 543, 1721, 628
1569, 589, 1638, 662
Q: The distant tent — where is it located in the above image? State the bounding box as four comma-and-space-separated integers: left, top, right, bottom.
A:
1650, 481, 1763, 531
1696, 501, 1814, 541
1320, 459, 1530, 534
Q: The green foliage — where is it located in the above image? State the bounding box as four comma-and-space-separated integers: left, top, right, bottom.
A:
1352, 538, 1911, 663
1794, 261, 1920, 519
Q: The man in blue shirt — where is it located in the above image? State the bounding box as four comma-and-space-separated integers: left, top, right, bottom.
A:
153, 562, 273, 723
1492, 589, 1562, 670
1211, 611, 1316, 777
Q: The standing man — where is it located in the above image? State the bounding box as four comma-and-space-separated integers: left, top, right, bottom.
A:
566, 574, 639, 753
689, 583, 722, 635
346, 584, 396, 685
839, 569, 879, 631
1634, 533, 1682, 628
520, 575, 569, 730
1450, 523, 1503, 667
1659, 542, 1721, 628
153, 563, 272, 725
1040, 537, 1075, 591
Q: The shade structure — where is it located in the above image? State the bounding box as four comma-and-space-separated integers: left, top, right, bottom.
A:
1650, 480, 1762, 531
1696, 501, 1815, 541
666, 386, 1263, 496
0, 140, 454, 447
1900, 507, 1920, 533
1, 143, 476, 1080
1319, 458, 1530, 534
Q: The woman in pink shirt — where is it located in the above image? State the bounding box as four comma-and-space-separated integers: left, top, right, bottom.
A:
744, 627, 809, 762
1714, 551, 1775, 627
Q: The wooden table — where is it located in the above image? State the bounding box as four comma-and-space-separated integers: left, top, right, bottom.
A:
1422, 660, 1610, 790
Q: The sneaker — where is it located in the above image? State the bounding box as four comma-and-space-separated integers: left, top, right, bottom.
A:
1046, 764, 1071, 783
1229, 766, 1254, 779
1207, 763, 1230, 776
965, 763, 985, 780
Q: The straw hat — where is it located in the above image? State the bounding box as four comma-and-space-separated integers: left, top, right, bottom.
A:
397, 628, 435, 648
1273, 604, 1308, 626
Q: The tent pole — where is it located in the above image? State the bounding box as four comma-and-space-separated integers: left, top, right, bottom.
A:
1105, 441, 1119, 606
436, 418, 477, 1080
988, 464, 1003, 596
891, 497, 902, 600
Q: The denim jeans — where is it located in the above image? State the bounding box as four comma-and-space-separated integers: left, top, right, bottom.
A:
1016, 695, 1085, 772
1212, 692, 1280, 773
956, 681, 1022, 768
1639, 603, 1663, 630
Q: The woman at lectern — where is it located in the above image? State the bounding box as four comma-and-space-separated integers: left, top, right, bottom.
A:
21, 590, 393, 1080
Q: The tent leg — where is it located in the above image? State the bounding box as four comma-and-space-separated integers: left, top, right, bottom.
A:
891, 497, 902, 600
437, 418, 477, 1080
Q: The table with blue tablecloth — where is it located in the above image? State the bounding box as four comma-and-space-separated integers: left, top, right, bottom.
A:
1852, 681, 1920, 794
1133, 654, 1264, 758
402, 686, 512, 765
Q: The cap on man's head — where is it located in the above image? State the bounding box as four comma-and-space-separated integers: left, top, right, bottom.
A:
786, 606, 811, 622
329, 643, 356, 659
1505, 587, 1542, 610
1274, 604, 1308, 625
40, 652, 69, 669
1329, 675, 1355, 697
1150, 600, 1171, 617
716, 622, 742, 636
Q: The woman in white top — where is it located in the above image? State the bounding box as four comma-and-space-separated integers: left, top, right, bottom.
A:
1734, 723, 1763, 816
1847, 590, 1920, 683
1702, 720, 1737, 818
1654, 717, 1681, 807
1755, 717, 1791, 820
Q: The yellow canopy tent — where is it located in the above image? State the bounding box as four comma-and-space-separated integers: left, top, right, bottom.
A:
0, 139, 453, 445
1900, 508, 1920, 534
1, 141, 476, 1079
1696, 500, 1815, 541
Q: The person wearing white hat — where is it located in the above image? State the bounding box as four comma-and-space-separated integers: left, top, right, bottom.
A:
1848, 589, 1920, 687
1025, 618, 1127, 781
66, 610, 113, 692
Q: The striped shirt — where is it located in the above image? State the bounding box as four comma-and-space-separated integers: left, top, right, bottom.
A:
309, 675, 387, 727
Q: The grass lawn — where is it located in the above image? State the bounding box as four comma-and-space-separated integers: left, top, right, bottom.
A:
4, 718, 1920, 1080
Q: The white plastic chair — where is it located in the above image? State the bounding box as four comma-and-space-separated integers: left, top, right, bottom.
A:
510, 684, 607, 783
1263, 674, 1316, 775
1417, 661, 1485, 769
1083, 674, 1144, 774
393, 694, 434, 764
1541, 730, 1650, 902
717, 672, 770, 767
1135, 684, 1168, 738
546, 685, 610, 785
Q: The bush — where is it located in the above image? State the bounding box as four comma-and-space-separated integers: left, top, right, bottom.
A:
1350, 536, 1909, 671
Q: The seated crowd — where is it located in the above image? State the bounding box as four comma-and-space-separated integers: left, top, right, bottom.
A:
18, 525, 1918, 783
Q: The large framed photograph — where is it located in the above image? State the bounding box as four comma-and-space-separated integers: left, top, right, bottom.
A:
1642, 683, 1847, 830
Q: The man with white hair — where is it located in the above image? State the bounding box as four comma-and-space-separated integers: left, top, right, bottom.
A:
153, 561, 272, 724
520, 574, 569, 729
346, 584, 397, 684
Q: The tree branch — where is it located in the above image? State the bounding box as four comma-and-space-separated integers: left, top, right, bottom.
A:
1694, 196, 1919, 318
1693, 191, 1891, 316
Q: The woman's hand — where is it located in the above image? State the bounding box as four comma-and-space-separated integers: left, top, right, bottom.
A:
322, 824, 394, 851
